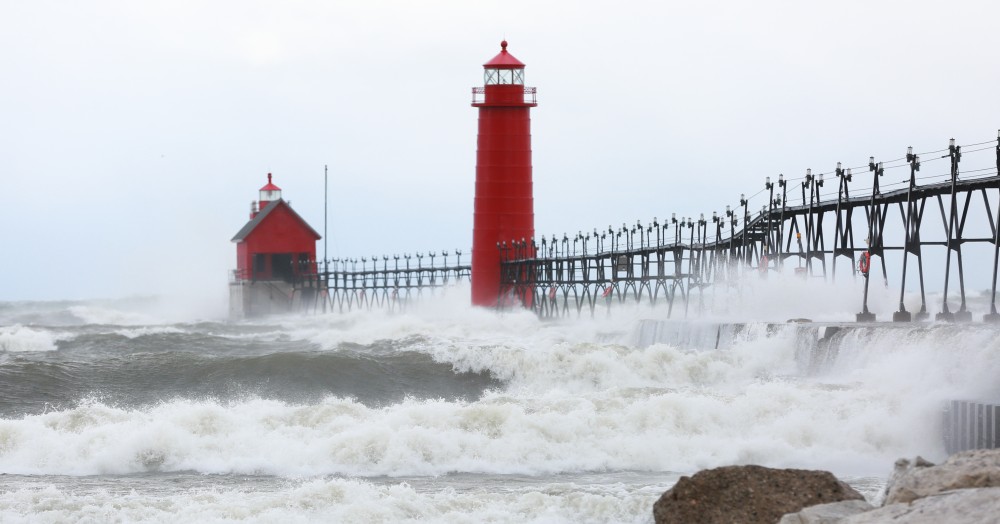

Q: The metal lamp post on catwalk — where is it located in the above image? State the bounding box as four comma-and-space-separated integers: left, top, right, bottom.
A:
764, 177, 775, 269
893, 147, 929, 322
832, 164, 854, 278
987, 130, 1000, 322
937, 138, 972, 322
857, 158, 883, 322
777, 174, 789, 270
739, 194, 749, 265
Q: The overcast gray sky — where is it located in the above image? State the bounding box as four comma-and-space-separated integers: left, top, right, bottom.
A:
2, 0, 999, 302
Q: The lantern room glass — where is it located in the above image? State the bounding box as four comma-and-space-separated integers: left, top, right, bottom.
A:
259, 189, 281, 202
484, 68, 524, 85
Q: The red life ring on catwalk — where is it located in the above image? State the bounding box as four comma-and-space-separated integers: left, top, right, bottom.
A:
859, 251, 871, 275
760, 255, 769, 272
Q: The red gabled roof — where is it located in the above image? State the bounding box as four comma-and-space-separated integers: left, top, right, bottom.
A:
231, 199, 321, 242
483, 40, 525, 69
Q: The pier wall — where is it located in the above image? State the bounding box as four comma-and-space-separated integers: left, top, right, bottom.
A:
229, 281, 316, 318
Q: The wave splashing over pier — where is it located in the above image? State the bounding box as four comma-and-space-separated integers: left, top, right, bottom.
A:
0, 295, 996, 521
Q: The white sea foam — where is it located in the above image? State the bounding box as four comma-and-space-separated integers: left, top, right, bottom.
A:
61, 293, 227, 326
0, 475, 667, 524
113, 326, 188, 338
825, 324, 1000, 407
1, 318, 993, 479
638, 268, 901, 323
0, 390, 923, 478
0, 325, 64, 353
1, 282, 995, 523
68, 305, 160, 326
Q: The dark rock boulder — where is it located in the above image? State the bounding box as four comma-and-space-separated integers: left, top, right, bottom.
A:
653, 465, 865, 524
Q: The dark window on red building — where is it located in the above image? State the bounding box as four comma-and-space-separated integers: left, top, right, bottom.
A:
253, 254, 267, 278
272, 254, 294, 283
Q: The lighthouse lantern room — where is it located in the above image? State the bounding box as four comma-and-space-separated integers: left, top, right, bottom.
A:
258, 173, 282, 206
229, 173, 321, 317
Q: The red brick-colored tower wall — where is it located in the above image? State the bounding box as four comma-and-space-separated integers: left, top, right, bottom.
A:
471, 41, 537, 307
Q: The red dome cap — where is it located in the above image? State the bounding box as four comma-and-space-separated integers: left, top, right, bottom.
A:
259, 172, 281, 191
483, 40, 525, 69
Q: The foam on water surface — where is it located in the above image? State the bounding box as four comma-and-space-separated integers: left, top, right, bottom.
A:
0, 288, 996, 522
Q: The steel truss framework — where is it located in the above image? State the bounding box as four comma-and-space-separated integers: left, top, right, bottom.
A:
296, 253, 470, 314
499, 138, 1000, 322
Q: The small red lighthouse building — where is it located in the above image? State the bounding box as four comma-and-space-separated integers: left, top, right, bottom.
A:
229, 173, 321, 317
471, 40, 538, 307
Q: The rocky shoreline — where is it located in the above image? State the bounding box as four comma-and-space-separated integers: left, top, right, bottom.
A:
653, 449, 1000, 523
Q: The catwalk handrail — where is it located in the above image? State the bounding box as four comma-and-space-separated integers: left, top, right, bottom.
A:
497, 133, 1000, 321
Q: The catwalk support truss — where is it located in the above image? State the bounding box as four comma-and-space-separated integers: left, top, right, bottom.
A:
498, 136, 1000, 322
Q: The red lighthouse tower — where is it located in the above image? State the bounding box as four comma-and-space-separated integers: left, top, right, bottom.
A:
471, 40, 538, 307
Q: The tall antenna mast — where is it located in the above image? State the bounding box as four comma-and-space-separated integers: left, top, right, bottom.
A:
324, 164, 329, 275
